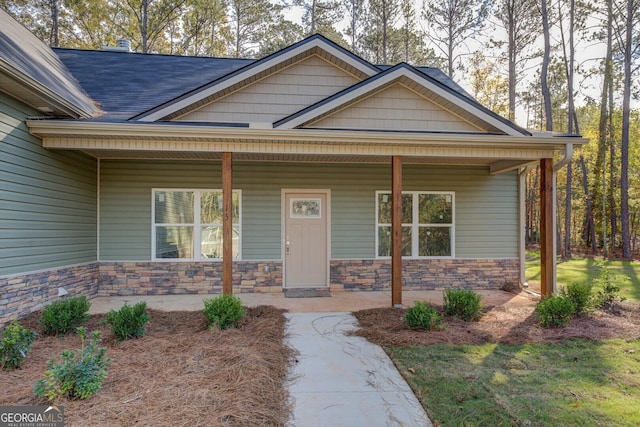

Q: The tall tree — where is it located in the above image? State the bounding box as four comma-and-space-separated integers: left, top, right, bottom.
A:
367, 0, 401, 64
493, 0, 539, 122
468, 51, 510, 117
612, 0, 640, 259
539, 0, 553, 131
294, 0, 342, 37
343, 0, 366, 53
115, 0, 187, 53
229, 0, 286, 57
180, 0, 230, 56
422, 0, 491, 79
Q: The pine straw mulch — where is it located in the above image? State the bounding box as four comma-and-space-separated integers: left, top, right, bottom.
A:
352, 300, 640, 347
2, 306, 295, 427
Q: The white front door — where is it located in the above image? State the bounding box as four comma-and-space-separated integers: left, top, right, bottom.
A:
284, 191, 328, 288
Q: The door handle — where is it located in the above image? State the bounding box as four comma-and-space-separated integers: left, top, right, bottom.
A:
285, 239, 290, 255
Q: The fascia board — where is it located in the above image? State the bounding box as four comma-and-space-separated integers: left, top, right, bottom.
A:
26, 120, 588, 149
0, 60, 97, 118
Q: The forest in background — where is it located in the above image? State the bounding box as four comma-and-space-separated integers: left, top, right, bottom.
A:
2, 0, 639, 259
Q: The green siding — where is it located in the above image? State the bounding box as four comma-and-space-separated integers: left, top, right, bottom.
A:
0, 93, 97, 275
100, 161, 517, 261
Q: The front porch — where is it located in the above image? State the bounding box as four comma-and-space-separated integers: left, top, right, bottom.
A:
88, 289, 537, 315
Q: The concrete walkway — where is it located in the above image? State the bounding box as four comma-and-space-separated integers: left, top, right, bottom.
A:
286, 312, 432, 427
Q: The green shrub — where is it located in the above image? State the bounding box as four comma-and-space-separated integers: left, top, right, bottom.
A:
404, 301, 444, 330
40, 296, 91, 335
560, 282, 594, 314
1, 321, 36, 370
443, 288, 483, 321
203, 295, 245, 329
536, 296, 575, 328
106, 302, 150, 341
34, 327, 111, 401
593, 267, 627, 308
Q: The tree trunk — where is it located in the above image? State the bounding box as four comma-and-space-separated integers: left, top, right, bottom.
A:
620, 0, 634, 259
540, 0, 553, 131
507, 0, 516, 121
50, 0, 59, 47
142, 0, 149, 53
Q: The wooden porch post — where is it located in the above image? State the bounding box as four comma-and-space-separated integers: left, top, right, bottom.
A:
391, 156, 403, 307
540, 158, 554, 297
222, 152, 233, 295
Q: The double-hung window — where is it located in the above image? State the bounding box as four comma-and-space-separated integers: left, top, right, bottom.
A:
153, 189, 241, 260
376, 191, 454, 258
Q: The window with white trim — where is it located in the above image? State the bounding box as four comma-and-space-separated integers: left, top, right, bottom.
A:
376, 191, 454, 258
153, 189, 241, 260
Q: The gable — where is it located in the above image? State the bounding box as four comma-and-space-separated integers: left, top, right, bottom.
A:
176, 55, 361, 124
306, 83, 482, 132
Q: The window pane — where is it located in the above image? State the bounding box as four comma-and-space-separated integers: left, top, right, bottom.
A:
155, 191, 194, 223
201, 226, 240, 258
419, 194, 452, 224
156, 226, 193, 258
377, 193, 391, 223
377, 193, 412, 223
377, 226, 412, 256
378, 226, 391, 256
402, 194, 413, 223
402, 226, 412, 256
201, 192, 222, 224
419, 227, 451, 256
201, 192, 240, 224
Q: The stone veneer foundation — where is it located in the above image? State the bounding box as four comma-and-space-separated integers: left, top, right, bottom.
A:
0, 263, 99, 327
1, 258, 519, 325
98, 261, 283, 296
330, 258, 520, 292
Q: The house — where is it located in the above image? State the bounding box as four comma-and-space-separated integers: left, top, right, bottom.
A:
0, 9, 585, 325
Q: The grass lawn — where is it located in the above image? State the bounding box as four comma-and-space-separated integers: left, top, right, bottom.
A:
389, 339, 640, 426
355, 255, 640, 426
525, 251, 640, 301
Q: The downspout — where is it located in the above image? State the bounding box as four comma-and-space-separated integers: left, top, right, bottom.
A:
552, 143, 574, 295
519, 165, 534, 288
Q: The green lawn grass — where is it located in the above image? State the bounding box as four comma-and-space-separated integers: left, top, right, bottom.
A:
525, 251, 640, 301
383, 254, 640, 426
390, 339, 640, 426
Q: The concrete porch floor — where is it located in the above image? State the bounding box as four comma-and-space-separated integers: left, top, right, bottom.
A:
89, 289, 538, 314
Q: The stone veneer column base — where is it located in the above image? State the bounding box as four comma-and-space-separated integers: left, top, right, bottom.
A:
98, 261, 283, 297
330, 258, 520, 291
0, 263, 99, 327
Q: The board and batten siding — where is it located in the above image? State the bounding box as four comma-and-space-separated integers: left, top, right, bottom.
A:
177, 55, 360, 124
0, 92, 97, 276
99, 160, 517, 261
309, 83, 482, 132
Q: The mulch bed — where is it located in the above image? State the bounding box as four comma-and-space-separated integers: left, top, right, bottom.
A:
2, 306, 295, 427
352, 301, 640, 347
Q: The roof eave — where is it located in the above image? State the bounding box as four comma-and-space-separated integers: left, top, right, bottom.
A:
0, 60, 98, 119
26, 120, 588, 149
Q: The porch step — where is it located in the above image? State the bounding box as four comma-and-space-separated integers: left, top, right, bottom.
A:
284, 288, 332, 298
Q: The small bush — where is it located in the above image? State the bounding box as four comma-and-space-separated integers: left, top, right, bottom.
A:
106, 302, 150, 341
443, 288, 483, 321
560, 282, 594, 314
1, 321, 37, 370
203, 295, 245, 329
536, 296, 575, 328
404, 301, 443, 330
593, 267, 627, 308
34, 327, 111, 401
40, 296, 91, 335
